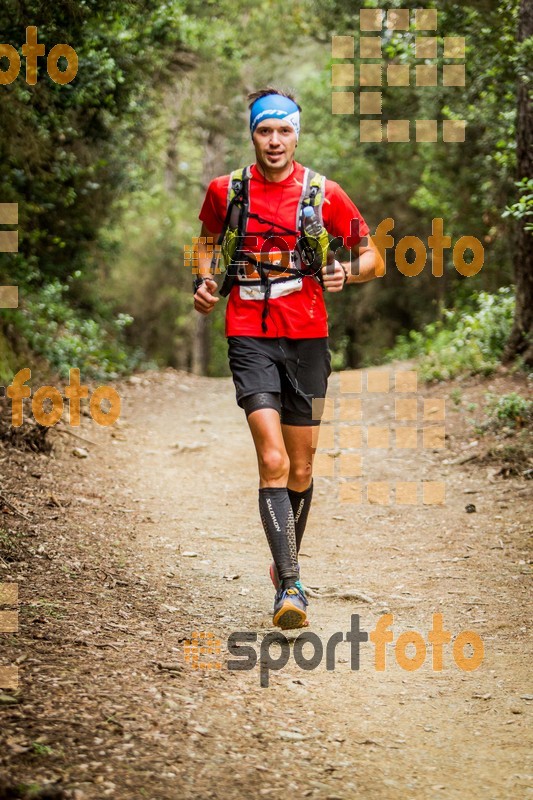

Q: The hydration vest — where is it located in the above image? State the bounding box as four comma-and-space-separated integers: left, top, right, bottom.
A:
214, 165, 330, 332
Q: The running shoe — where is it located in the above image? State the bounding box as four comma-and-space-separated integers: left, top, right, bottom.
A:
269, 561, 300, 591
272, 585, 308, 630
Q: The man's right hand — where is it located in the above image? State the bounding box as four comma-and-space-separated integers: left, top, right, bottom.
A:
194, 278, 220, 315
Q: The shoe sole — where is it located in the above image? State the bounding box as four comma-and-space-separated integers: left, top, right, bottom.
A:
273, 601, 308, 630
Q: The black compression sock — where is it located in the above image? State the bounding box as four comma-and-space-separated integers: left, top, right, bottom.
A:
258, 487, 298, 589
288, 479, 314, 553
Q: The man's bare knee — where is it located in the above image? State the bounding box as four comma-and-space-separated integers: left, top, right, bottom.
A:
259, 449, 290, 483
288, 462, 312, 491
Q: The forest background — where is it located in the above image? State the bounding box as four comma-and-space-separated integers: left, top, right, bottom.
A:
0, 0, 531, 384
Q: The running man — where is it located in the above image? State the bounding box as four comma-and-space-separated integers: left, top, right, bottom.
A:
193, 87, 383, 630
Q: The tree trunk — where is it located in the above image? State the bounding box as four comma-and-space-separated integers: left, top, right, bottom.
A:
503, 0, 533, 365
165, 109, 180, 195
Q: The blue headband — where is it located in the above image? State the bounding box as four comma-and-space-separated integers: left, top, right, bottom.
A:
249, 94, 300, 140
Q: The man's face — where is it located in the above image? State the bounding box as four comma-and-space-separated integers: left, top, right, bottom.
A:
252, 118, 297, 174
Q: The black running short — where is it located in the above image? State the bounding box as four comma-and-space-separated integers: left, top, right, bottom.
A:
227, 336, 332, 426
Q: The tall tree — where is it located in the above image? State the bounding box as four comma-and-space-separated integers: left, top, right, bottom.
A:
504, 0, 533, 365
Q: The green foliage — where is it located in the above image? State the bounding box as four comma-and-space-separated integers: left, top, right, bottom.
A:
31, 742, 55, 756
0, 0, 203, 376
503, 177, 533, 232
0, 0, 197, 284
330, 334, 350, 371
483, 391, 532, 429
103, 189, 200, 370
450, 388, 462, 406
208, 311, 231, 378
0, 0, 527, 377
0, 528, 24, 563
0, 329, 20, 384
385, 287, 516, 380
16, 785, 46, 798
6, 281, 139, 380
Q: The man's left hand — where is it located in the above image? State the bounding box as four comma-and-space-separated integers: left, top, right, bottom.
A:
321, 258, 347, 292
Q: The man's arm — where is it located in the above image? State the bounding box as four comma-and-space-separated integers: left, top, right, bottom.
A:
193, 222, 220, 315
320, 180, 385, 291
322, 235, 385, 292
343, 234, 384, 284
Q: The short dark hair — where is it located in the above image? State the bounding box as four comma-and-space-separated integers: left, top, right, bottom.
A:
247, 86, 302, 112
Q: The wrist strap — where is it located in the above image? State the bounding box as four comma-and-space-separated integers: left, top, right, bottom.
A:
193, 275, 206, 293
341, 263, 349, 286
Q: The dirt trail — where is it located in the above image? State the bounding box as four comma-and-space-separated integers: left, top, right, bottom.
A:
0, 364, 531, 800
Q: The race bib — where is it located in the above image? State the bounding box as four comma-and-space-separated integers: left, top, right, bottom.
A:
239, 277, 303, 300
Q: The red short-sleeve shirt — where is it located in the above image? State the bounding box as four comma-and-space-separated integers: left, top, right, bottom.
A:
199, 161, 369, 338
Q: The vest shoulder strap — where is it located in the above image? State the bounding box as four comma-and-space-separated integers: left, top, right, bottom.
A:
227, 165, 252, 206
226, 165, 326, 228
300, 169, 327, 222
